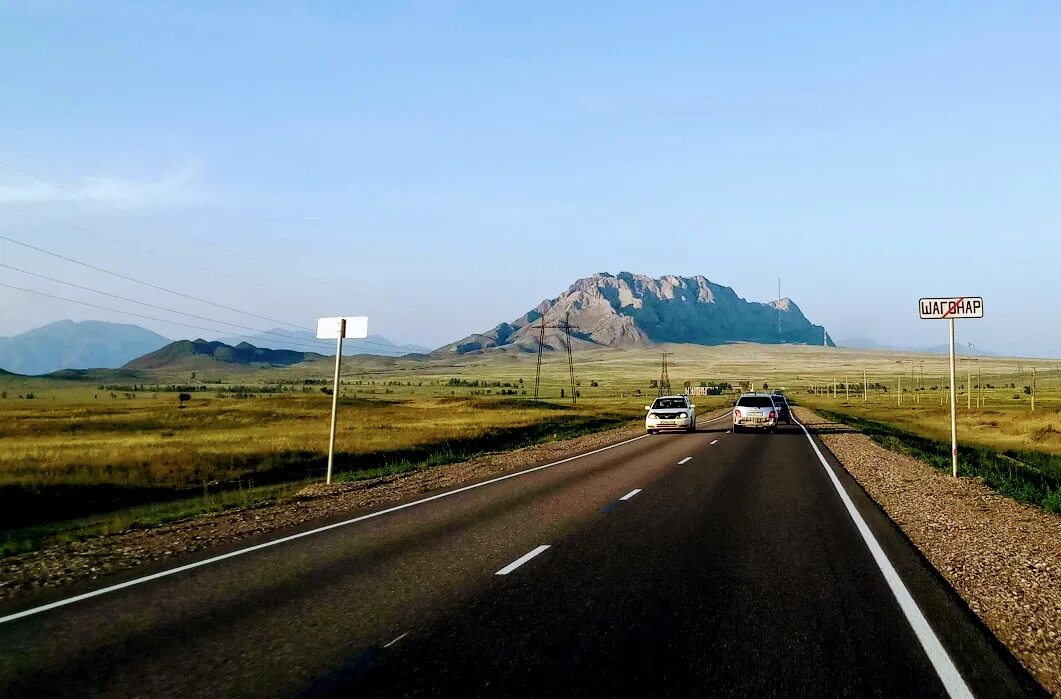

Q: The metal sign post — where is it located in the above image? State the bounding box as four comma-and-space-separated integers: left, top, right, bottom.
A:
316, 316, 369, 484
919, 297, 983, 477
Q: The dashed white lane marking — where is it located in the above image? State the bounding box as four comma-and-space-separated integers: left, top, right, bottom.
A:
1, 431, 656, 625
495, 545, 551, 576
619, 488, 642, 501
710, 439, 719, 445
726, 430, 732, 434
384, 632, 408, 648
794, 417, 972, 699
678, 457, 692, 464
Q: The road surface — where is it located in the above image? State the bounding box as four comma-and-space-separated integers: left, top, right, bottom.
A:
0, 415, 1043, 697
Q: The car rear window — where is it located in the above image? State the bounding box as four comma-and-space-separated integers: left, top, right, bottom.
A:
737, 396, 774, 408
652, 398, 686, 409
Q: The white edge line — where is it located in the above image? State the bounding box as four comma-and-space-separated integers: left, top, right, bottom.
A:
677, 457, 692, 464
619, 488, 641, 501
383, 632, 408, 648
495, 544, 551, 575
794, 417, 972, 699
0, 421, 681, 625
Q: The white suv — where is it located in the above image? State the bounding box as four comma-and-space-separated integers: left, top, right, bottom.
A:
733, 393, 778, 432
645, 395, 697, 434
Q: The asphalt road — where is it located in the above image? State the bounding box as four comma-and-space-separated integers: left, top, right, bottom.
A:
0, 414, 1044, 697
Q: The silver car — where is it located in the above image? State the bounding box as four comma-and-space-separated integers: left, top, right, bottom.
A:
732, 393, 779, 432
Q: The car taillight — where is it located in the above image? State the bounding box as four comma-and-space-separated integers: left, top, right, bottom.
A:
769, 411, 776, 419
734, 409, 741, 418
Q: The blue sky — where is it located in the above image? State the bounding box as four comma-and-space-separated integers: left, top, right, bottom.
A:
2, 2, 1060, 355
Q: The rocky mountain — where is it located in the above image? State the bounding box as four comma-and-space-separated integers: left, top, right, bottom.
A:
214, 329, 429, 356
0, 320, 170, 375
438, 272, 832, 354
124, 340, 324, 370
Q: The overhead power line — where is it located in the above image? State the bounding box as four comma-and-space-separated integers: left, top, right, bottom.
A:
0, 159, 347, 295
1, 281, 411, 357
0, 281, 321, 349
0, 235, 413, 356
0, 159, 242, 257
0, 201, 279, 293
0, 233, 419, 354
0, 262, 336, 352
0, 232, 312, 332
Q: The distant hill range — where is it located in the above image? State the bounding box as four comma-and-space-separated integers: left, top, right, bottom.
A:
837, 337, 999, 357
0, 320, 170, 375
438, 272, 832, 354
215, 329, 430, 357
124, 340, 325, 370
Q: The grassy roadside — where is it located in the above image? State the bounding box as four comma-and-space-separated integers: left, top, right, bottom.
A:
0, 410, 639, 558
814, 408, 1061, 514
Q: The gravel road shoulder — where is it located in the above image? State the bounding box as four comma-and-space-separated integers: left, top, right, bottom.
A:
0, 409, 730, 603
796, 407, 1061, 695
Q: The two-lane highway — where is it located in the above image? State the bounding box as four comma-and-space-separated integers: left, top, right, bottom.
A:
0, 414, 1042, 697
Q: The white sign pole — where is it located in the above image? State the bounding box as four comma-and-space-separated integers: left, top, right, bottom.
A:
326, 318, 346, 485
919, 297, 982, 479
948, 317, 958, 478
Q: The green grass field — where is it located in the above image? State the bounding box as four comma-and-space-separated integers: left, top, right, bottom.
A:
2, 341, 1059, 554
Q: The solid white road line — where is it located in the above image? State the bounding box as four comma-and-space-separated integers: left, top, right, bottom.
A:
383, 632, 408, 648
0, 431, 657, 626
794, 418, 972, 699
709, 440, 719, 445
677, 457, 692, 464
495, 545, 551, 575
619, 488, 641, 501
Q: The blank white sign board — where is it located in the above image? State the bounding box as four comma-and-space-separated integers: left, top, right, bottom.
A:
316, 316, 368, 339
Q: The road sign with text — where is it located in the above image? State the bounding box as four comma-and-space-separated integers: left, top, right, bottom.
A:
918, 297, 983, 320
316, 316, 369, 339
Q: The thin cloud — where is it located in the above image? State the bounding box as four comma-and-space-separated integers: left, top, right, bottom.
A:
0, 161, 205, 209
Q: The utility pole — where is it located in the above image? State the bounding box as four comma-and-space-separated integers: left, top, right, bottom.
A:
863, 369, 868, 402
967, 365, 972, 410
845, 376, 849, 401
658, 351, 673, 397
534, 317, 547, 400
978, 363, 982, 408
1032, 367, 1036, 412
561, 311, 577, 405
533, 314, 581, 401
777, 277, 782, 343
898, 374, 902, 405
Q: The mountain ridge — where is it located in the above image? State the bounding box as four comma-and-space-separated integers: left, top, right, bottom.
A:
214, 329, 429, 356
0, 320, 170, 375
438, 272, 832, 354
124, 339, 325, 370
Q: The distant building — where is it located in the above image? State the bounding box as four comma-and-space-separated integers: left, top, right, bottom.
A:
687, 386, 723, 396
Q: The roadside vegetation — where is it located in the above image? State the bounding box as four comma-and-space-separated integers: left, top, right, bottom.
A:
800, 375, 1061, 514
6, 340, 1059, 554
814, 409, 1061, 513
